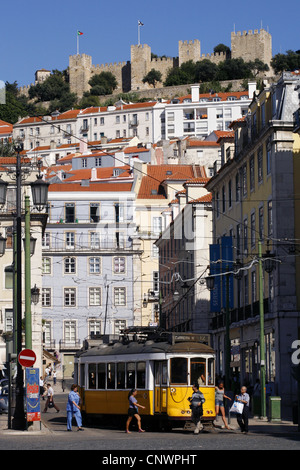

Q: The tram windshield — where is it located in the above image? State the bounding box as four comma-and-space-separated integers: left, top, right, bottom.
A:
170, 356, 215, 386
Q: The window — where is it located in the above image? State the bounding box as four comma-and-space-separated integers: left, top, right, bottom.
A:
64, 288, 76, 307
258, 146, 263, 183
43, 321, 52, 346
244, 274, 249, 306
65, 203, 75, 223
222, 185, 226, 213
266, 138, 271, 175
117, 363, 125, 389
95, 157, 101, 167
107, 363, 115, 389
190, 357, 206, 386
42, 232, 50, 249
242, 165, 247, 196
64, 257, 76, 274
243, 218, 248, 253
89, 257, 101, 274
64, 320, 76, 345
65, 232, 75, 249
83, 119, 88, 130
42, 288, 51, 307
235, 172, 240, 202
89, 319, 101, 337
268, 201, 273, 236
236, 224, 241, 256
216, 191, 220, 217
114, 287, 126, 306
152, 217, 162, 235
115, 319, 126, 334
113, 257, 125, 274
97, 363, 106, 389
90, 231, 100, 249
228, 180, 232, 208
89, 287, 101, 306
259, 206, 264, 241
250, 155, 254, 191
42, 257, 51, 274
82, 158, 87, 168
90, 203, 100, 223
100, 117, 104, 125
250, 212, 256, 248
114, 203, 124, 223
137, 362, 146, 388
4, 266, 13, 289
170, 358, 188, 384
116, 115, 120, 124
88, 364, 96, 389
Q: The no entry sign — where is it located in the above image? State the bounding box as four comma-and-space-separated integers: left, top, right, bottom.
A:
18, 349, 36, 368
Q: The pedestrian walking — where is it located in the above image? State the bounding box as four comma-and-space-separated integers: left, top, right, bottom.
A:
53, 370, 57, 385
215, 381, 232, 429
189, 383, 205, 434
235, 386, 250, 433
67, 384, 83, 431
125, 388, 145, 433
43, 383, 60, 413
39, 376, 45, 400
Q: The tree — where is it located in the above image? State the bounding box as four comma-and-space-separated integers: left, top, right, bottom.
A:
248, 59, 269, 76
88, 72, 118, 95
142, 69, 162, 88
214, 44, 231, 58
271, 50, 300, 74
29, 70, 69, 101
194, 59, 218, 82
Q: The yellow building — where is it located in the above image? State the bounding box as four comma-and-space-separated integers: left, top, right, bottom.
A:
132, 162, 207, 327
206, 72, 300, 417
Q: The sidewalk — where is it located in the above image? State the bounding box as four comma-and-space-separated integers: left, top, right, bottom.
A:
0, 410, 298, 435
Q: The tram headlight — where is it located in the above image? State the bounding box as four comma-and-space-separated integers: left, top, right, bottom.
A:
170, 388, 176, 394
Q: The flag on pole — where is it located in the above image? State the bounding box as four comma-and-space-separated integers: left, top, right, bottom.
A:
138, 20, 144, 26
77, 30, 83, 36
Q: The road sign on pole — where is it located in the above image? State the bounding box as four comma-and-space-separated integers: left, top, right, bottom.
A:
18, 349, 36, 368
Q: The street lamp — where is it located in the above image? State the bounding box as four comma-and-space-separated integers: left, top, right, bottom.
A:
31, 285, 40, 305
205, 273, 215, 291
0, 143, 49, 430
22, 234, 37, 256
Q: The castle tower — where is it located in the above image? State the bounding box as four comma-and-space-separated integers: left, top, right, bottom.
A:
178, 40, 201, 66
231, 29, 272, 69
130, 44, 152, 90
69, 54, 92, 98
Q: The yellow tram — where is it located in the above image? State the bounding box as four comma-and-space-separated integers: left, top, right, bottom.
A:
74, 329, 216, 428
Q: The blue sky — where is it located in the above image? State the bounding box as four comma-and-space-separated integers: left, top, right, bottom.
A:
1, 0, 299, 87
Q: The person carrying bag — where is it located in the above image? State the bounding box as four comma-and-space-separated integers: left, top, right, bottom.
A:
233, 386, 250, 433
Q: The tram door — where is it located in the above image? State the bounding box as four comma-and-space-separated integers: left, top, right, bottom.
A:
154, 361, 167, 413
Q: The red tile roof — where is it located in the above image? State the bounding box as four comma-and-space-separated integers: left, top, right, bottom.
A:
0, 120, 13, 135
188, 193, 212, 204
137, 164, 206, 199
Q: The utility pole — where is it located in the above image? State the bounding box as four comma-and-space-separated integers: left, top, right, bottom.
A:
24, 195, 32, 349
225, 267, 231, 391
258, 240, 267, 419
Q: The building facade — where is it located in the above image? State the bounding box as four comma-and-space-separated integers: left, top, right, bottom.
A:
206, 72, 300, 417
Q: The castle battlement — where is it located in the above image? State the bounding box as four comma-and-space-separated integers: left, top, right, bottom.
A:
179, 39, 200, 45
151, 57, 174, 63
231, 28, 269, 37
92, 61, 127, 69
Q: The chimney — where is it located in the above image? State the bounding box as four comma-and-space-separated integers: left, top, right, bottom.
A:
191, 84, 200, 103
80, 138, 88, 154
248, 81, 257, 100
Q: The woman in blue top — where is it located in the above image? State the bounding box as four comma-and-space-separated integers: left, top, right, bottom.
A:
67, 384, 83, 431
125, 388, 145, 433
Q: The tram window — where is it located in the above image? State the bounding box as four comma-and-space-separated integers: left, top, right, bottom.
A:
170, 358, 187, 384
88, 364, 96, 389
136, 362, 146, 389
190, 358, 206, 386
107, 363, 116, 389
80, 364, 85, 387
97, 363, 106, 389
127, 362, 136, 389
117, 363, 125, 389
208, 358, 215, 385
162, 361, 168, 385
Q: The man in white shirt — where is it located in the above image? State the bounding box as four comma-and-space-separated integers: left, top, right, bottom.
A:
235, 386, 250, 433
43, 383, 60, 413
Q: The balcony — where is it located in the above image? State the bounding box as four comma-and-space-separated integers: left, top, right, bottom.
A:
129, 119, 139, 128
59, 340, 82, 350
211, 298, 270, 330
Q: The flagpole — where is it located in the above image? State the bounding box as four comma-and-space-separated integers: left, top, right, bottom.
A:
138, 22, 140, 46
77, 32, 79, 55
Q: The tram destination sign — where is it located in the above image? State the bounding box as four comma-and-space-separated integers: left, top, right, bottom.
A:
170, 333, 210, 345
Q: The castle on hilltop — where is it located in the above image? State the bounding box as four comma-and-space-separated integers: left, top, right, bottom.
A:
26, 28, 273, 99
